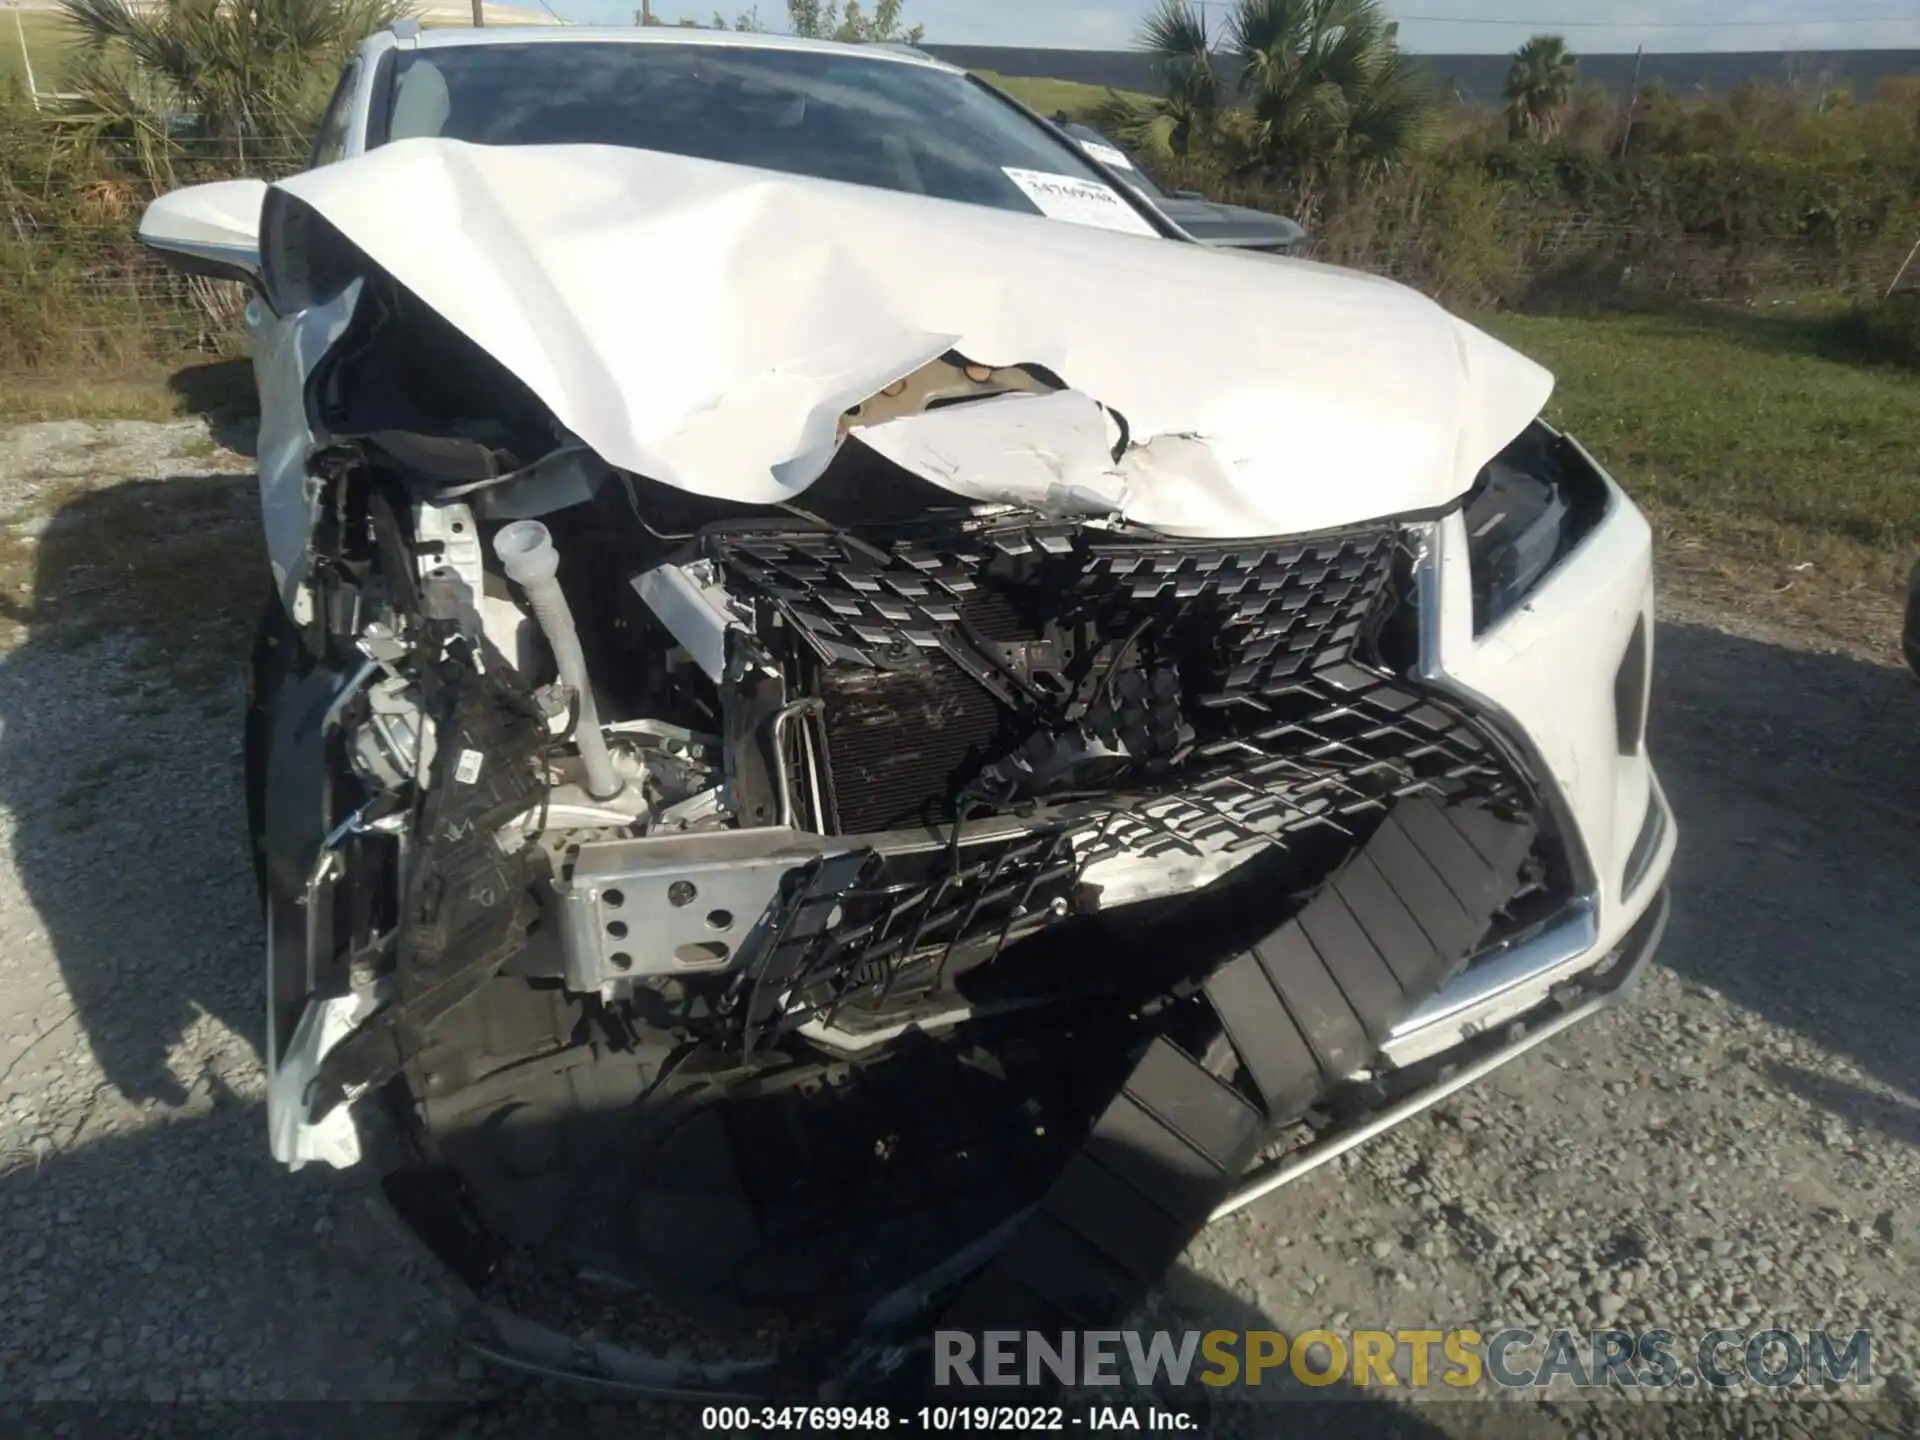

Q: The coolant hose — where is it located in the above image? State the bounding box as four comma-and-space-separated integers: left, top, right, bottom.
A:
492, 520, 623, 801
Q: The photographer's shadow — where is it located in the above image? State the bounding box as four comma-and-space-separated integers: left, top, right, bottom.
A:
0, 468, 264, 1106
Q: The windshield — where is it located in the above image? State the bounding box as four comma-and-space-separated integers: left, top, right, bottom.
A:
380, 43, 1156, 227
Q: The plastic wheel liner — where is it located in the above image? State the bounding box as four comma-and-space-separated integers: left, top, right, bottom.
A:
343, 513, 1551, 1401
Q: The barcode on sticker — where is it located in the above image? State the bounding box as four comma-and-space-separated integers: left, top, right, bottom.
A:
455, 749, 484, 785
1001, 168, 1158, 236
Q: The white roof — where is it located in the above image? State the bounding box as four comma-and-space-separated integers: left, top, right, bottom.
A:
402, 23, 958, 69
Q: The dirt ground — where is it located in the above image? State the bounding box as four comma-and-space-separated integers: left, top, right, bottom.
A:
0, 420, 1915, 1435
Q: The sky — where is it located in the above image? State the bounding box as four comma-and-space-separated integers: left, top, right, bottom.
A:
541, 0, 1920, 54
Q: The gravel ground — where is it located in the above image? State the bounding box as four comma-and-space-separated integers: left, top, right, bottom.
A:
0, 420, 1916, 1433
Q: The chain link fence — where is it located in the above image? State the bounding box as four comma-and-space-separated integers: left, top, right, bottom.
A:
0, 134, 310, 373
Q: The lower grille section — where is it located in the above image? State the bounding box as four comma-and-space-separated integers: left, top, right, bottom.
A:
937, 792, 1536, 1339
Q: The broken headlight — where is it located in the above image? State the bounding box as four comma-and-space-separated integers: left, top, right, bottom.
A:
1463, 421, 1609, 633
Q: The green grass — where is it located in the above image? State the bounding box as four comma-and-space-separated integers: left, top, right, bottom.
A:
1, 11, 79, 94
0, 359, 257, 424
1479, 306, 1920, 654
975, 70, 1142, 121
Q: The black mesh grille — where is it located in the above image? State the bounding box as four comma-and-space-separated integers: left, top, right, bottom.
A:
702, 520, 1551, 1050
713, 525, 1455, 832
715, 526, 1394, 677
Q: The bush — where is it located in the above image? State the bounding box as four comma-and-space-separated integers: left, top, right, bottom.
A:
1147, 74, 1920, 312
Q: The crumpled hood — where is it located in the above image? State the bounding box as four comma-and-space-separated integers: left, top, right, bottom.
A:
277, 138, 1552, 536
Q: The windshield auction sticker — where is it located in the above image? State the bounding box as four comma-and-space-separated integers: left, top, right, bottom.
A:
1078, 140, 1136, 170
1002, 169, 1158, 237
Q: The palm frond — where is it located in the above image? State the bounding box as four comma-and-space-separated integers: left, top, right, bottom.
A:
1090, 93, 1179, 162
1219, 0, 1428, 178
1140, 0, 1211, 65
1140, 0, 1219, 118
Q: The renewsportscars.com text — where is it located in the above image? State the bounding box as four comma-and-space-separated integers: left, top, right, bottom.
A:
933, 1327, 1872, 1392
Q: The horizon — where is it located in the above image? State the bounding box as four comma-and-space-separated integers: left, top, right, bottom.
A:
535, 0, 1920, 55
11, 0, 1920, 56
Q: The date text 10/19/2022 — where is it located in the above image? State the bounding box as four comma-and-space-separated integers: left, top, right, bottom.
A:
699, 1407, 1197, 1431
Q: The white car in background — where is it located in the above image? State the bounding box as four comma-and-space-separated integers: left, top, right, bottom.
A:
138, 25, 1674, 1395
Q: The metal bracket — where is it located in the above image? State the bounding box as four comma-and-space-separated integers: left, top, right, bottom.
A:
560, 826, 841, 988
634, 560, 752, 684
413, 499, 484, 613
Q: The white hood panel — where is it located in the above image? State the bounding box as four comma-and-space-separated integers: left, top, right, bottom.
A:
278, 139, 1552, 535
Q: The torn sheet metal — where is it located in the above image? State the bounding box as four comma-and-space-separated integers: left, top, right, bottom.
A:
855, 389, 1298, 537
275, 139, 1553, 537
853, 390, 1126, 516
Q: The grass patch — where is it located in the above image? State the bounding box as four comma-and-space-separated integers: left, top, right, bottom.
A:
0, 358, 258, 423
975, 70, 1142, 121
0, 11, 78, 94
1479, 306, 1920, 657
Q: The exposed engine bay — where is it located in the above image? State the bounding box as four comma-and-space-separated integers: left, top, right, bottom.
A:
246, 223, 1573, 1390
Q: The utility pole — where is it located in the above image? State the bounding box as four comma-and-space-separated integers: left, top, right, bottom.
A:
1617, 43, 1644, 161
471, 0, 485, 24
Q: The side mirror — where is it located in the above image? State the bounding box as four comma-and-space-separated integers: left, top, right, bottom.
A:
1169, 188, 1206, 200
138, 178, 269, 286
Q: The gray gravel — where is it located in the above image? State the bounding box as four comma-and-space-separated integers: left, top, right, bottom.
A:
0, 420, 1916, 1431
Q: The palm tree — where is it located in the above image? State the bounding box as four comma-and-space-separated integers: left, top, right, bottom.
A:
1131, 0, 1428, 180
1137, 0, 1219, 155
1503, 33, 1577, 141
55, 0, 407, 182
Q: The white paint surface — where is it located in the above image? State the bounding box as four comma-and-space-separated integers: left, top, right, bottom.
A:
272, 137, 1555, 537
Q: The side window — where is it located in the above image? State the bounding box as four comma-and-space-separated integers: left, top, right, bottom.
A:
310, 62, 361, 168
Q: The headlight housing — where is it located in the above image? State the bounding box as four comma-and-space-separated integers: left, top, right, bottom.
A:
1463, 421, 1610, 633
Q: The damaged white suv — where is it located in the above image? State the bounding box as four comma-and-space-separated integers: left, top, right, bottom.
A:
140, 25, 1674, 1393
